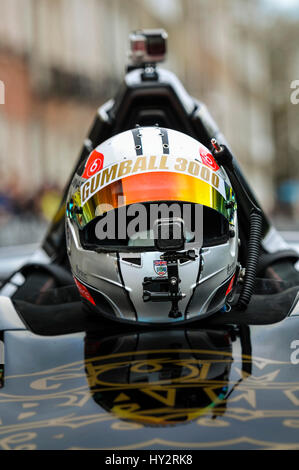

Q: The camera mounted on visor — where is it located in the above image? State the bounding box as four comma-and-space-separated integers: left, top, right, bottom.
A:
143, 218, 198, 319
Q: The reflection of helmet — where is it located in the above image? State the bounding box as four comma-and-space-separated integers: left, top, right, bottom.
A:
66, 127, 238, 324
84, 329, 232, 426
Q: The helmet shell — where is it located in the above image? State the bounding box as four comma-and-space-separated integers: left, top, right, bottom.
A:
66, 127, 238, 324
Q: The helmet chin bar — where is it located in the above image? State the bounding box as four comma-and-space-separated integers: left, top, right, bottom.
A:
143, 218, 199, 319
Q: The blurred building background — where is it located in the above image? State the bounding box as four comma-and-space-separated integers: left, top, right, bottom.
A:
0, 0, 299, 246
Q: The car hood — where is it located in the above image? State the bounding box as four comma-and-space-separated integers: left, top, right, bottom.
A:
0, 305, 299, 450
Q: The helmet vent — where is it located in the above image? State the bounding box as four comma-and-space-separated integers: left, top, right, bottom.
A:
121, 257, 142, 266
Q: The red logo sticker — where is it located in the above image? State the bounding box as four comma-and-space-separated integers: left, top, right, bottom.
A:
225, 274, 235, 296
82, 150, 104, 179
74, 277, 96, 305
200, 149, 219, 172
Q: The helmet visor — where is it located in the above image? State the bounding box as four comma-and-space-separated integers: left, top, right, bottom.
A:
71, 168, 234, 230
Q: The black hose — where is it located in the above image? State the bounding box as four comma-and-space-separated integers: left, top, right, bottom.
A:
237, 210, 262, 310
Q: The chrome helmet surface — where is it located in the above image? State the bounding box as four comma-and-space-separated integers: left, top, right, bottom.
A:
66, 127, 238, 324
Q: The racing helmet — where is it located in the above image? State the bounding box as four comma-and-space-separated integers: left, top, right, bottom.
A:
66, 127, 238, 324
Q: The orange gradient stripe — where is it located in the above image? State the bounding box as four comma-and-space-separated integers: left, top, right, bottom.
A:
77, 171, 228, 229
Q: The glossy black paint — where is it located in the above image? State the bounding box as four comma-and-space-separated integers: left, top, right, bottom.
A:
0, 312, 299, 450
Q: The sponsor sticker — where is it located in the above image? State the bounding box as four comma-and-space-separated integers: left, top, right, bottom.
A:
82, 150, 104, 179
200, 149, 219, 172
154, 260, 168, 277
80, 154, 225, 205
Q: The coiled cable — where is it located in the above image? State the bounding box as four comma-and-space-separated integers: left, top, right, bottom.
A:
237, 209, 262, 310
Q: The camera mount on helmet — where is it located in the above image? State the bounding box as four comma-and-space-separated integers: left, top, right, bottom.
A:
142, 217, 199, 319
